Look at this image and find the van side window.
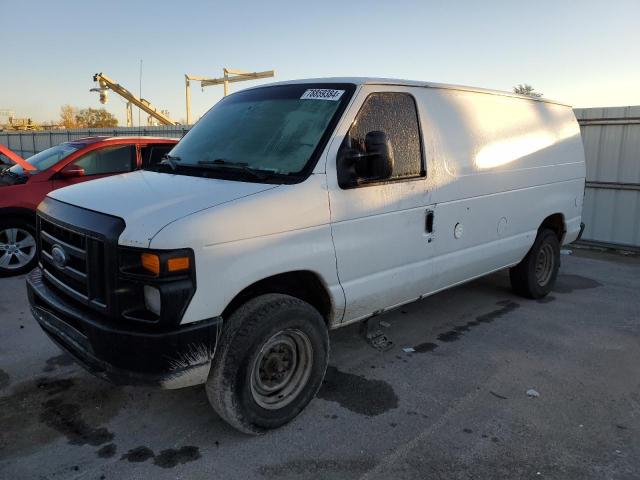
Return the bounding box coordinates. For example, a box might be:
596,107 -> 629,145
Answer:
73,145 -> 135,176
345,92 -> 423,181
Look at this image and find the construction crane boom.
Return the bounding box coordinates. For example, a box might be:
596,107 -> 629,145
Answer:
91,73 -> 178,126
184,68 -> 274,124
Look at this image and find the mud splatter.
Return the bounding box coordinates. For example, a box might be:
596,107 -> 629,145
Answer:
414,342 -> 438,353
0,369 -> 10,390
154,446 -> 201,468
317,366 -> 398,416
437,300 -> 520,343
0,376 -> 125,459
43,354 -> 75,373
553,274 -> 602,294
121,446 -> 155,463
119,445 -> 201,468
97,443 -> 117,458
408,300 -> 519,352
40,397 -> 114,446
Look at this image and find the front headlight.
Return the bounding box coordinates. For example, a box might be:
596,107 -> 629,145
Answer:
144,285 -> 162,315
118,247 -> 196,325
120,248 -> 194,278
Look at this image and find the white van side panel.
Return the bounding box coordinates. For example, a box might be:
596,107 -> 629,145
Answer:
327,85 -> 585,325
150,174 -> 346,325
416,87 -> 585,293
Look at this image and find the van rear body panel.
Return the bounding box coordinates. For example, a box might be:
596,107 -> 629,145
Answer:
324,80 -> 585,324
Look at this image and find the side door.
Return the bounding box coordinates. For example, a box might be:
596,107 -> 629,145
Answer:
54,145 -> 137,189
326,86 -> 436,323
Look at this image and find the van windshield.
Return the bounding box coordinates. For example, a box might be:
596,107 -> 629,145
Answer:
165,83 -> 355,183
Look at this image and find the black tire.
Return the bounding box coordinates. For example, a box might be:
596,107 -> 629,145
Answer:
206,294 -> 329,434
0,219 -> 38,277
509,228 -> 560,299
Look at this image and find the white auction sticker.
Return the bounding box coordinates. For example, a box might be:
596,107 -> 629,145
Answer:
300,89 -> 345,101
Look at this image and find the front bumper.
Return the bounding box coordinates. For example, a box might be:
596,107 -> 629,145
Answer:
27,268 -> 221,388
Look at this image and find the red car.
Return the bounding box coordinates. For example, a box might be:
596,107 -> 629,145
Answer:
0,136 -> 178,276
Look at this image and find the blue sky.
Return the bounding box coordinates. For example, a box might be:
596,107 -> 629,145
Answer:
2,0 -> 639,125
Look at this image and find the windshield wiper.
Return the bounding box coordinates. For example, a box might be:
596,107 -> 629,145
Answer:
196,159 -> 270,181
159,154 -> 181,171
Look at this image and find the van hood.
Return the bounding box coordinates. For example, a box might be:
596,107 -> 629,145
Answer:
48,170 -> 278,247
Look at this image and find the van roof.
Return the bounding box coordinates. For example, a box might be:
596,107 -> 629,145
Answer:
249,77 -> 570,107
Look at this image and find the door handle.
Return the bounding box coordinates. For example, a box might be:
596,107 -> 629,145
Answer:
425,209 -> 434,234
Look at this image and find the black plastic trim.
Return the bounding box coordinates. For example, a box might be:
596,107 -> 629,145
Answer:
37,197 -> 125,316
117,246 -> 197,326
27,267 -> 221,386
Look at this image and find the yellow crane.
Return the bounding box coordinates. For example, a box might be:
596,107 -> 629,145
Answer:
90,73 -> 179,127
184,68 -> 275,124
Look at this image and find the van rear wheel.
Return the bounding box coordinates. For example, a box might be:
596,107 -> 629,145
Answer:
206,294 -> 329,434
509,229 -> 560,299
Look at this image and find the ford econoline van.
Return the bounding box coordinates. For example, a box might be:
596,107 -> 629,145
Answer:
27,78 -> 586,434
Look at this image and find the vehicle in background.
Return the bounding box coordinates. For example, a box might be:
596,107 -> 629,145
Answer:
27,78 -> 586,434
1,154 -> 10,171
1,144 -> 25,171
0,137 -> 177,276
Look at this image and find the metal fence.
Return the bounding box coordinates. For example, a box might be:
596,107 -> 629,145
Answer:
2,108 -> 639,250
575,106 -> 640,251
0,125 -> 190,158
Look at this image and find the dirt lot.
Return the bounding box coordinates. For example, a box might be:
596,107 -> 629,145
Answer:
1,249 -> 639,479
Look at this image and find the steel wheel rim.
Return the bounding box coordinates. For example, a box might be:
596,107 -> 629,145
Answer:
535,243 -> 555,286
250,329 -> 313,410
0,228 -> 36,270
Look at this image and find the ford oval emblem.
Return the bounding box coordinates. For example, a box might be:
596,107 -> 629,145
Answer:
51,244 -> 68,269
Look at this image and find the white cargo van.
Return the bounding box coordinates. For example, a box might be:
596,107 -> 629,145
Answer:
28,78 -> 586,433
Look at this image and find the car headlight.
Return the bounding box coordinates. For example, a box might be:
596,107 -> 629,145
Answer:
120,248 -> 194,278
144,285 -> 162,315
118,247 -> 196,325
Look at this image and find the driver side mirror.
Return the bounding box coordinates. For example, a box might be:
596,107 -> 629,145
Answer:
60,163 -> 86,178
337,131 -> 394,188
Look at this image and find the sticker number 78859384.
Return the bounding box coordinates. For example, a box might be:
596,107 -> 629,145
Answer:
300,89 -> 345,101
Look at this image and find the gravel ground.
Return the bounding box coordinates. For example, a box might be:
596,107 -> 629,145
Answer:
0,248 -> 638,479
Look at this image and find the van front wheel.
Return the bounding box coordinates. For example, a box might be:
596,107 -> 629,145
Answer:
509,229 -> 560,299
206,294 -> 329,434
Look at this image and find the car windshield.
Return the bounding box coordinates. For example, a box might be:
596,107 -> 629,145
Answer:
165,83 -> 355,182
7,143 -> 80,176
0,154 -> 11,170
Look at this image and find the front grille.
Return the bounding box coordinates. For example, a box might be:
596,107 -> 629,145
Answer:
39,217 -> 107,309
